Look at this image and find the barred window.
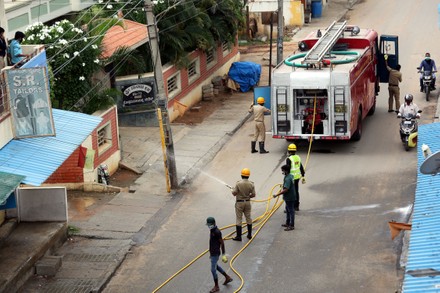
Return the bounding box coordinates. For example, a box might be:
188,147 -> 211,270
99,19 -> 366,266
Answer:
97,123 -> 112,154
0,78 -> 8,116
188,58 -> 200,83
167,73 -> 181,98
206,48 -> 217,67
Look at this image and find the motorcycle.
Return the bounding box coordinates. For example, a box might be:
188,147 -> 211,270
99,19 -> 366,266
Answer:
417,68 -> 436,101
97,164 -> 110,185
397,110 -> 422,151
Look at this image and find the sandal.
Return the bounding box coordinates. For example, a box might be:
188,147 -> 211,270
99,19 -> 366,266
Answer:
210,286 -> 220,293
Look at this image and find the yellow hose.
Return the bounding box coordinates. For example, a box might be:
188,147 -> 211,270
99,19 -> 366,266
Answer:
152,184 -> 283,292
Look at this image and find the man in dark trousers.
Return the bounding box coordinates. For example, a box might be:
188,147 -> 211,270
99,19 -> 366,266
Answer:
207,217 -> 233,292
231,168 -> 256,241
273,165 -> 297,231
384,54 -> 402,112
286,144 -> 305,211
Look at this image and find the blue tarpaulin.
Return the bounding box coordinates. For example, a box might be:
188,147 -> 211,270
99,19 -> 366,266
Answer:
228,61 -> 261,92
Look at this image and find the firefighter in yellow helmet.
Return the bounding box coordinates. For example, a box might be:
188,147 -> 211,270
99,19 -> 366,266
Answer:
231,168 -> 256,241
286,143 -> 305,211
249,97 -> 271,154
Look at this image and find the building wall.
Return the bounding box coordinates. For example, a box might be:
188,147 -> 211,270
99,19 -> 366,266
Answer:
163,42 -> 240,122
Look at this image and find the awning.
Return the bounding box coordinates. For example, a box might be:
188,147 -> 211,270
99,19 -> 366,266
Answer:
0,109 -> 102,186
0,172 -> 25,205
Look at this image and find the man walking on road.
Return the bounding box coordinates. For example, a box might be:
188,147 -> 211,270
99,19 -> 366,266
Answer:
231,168 -> 256,241
249,97 -> 271,154
274,165 -> 297,231
207,217 -> 233,293
286,144 -> 305,211
384,54 -> 402,112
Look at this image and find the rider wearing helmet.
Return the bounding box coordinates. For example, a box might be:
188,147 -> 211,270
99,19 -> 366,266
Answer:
286,144 -> 305,211
231,168 -> 256,241
398,94 -> 420,118
419,52 -> 437,92
249,97 -> 271,154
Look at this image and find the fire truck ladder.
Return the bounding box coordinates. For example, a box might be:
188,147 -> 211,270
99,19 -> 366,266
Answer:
302,21 -> 347,66
275,87 -> 289,133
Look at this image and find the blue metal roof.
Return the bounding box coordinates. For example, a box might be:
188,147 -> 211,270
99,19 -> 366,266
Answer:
0,109 -> 102,186
402,122 -> 440,293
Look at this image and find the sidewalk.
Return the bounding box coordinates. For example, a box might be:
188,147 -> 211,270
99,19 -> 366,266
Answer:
1,1 -> 369,292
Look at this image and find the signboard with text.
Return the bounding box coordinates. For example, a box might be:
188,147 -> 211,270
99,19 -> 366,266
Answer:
3,67 -> 55,139
115,77 -> 156,109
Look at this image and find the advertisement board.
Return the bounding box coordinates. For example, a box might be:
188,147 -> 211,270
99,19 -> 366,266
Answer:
3,67 -> 55,138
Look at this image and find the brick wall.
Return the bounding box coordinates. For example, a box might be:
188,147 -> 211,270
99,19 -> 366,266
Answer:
45,148 -> 84,183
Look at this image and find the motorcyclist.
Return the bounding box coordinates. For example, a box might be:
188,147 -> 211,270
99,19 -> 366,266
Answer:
398,94 -> 420,118
419,52 -> 437,92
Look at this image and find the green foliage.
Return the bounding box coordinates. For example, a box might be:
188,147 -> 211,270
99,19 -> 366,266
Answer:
24,20 -> 101,110
81,88 -> 119,114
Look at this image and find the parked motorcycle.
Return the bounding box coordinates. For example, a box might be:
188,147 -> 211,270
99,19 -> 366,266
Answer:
417,67 -> 436,101
97,164 -> 110,185
397,111 -> 422,151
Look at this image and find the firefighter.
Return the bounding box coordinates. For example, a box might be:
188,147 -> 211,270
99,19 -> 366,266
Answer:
286,143 -> 305,211
231,168 -> 256,241
249,97 -> 271,154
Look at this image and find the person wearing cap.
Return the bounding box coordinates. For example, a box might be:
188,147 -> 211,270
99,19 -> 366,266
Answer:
419,52 -> 437,92
231,168 -> 256,241
206,217 -> 233,292
286,143 -> 305,211
273,165 -> 297,231
249,96 -> 271,154
9,31 -> 29,66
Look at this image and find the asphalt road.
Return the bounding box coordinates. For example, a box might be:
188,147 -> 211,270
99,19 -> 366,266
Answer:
104,1 -> 440,292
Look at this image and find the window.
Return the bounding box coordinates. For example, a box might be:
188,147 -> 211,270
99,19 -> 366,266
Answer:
0,77 -> 8,117
167,73 -> 181,98
206,48 -> 217,68
222,41 -> 231,57
188,58 -> 200,83
97,122 -> 112,154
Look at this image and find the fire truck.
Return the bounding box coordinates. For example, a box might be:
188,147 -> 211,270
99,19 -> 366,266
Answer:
271,21 -> 398,141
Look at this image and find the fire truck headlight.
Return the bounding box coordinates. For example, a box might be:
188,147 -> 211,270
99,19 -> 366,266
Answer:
351,26 -> 360,35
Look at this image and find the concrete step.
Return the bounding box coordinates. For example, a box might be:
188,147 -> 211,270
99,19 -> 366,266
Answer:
0,222 -> 67,292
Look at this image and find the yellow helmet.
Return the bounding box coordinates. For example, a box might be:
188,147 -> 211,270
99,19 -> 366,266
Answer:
257,97 -> 265,104
288,143 -> 297,151
241,168 -> 250,177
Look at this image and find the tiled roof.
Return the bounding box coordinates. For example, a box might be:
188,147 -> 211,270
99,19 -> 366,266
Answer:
101,19 -> 149,59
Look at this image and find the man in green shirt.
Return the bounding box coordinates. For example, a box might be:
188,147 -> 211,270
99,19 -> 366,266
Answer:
274,165 -> 297,231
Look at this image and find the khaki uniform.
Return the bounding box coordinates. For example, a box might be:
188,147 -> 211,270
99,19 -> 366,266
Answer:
232,179 -> 256,225
249,104 -> 270,141
387,65 -> 402,111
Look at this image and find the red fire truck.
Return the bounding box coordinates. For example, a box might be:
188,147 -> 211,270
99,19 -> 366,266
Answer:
271,21 -> 398,141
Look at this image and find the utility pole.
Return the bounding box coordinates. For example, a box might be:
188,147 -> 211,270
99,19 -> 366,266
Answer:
145,0 -> 178,189
276,0 -> 283,65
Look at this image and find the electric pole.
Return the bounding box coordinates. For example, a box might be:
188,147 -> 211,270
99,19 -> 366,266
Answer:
145,0 -> 179,189
276,0 -> 283,65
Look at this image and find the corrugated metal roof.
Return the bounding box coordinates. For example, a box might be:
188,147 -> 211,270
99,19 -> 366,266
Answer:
402,122 -> 440,293
0,109 -> 102,186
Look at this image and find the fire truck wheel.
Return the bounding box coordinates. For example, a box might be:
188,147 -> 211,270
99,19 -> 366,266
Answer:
367,98 -> 376,116
352,110 -> 362,141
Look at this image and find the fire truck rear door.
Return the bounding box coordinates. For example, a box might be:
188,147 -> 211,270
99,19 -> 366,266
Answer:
377,35 -> 399,83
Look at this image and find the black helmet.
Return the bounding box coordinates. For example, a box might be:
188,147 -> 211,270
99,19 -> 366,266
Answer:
206,217 -> 215,225
404,94 -> 413,102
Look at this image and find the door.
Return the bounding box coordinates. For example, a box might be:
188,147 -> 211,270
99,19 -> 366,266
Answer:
377,35 -> 399,83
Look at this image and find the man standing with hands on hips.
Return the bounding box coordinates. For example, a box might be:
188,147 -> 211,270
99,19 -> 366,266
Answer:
231,168 -> 256,241
249,97 -> 271,154
384,54 -> 402,113
206,217 -> 233,293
